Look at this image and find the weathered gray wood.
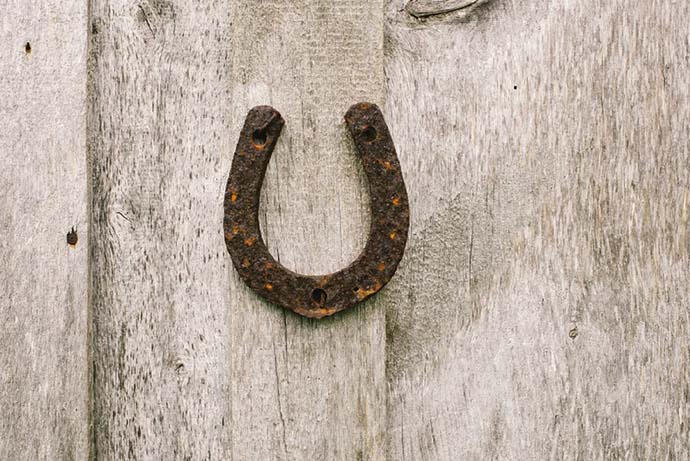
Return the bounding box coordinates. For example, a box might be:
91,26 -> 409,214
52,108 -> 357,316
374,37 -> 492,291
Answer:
228,1 -> 386,459
8,0 -> 686,458
0,1 -> 89,459
88,1 -> 234,458
384,0 -> 690,458
90,0 -> 387,459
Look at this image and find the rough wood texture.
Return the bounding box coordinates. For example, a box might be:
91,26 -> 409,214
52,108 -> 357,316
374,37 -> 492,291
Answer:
88,1 -> 234,458
0,1 -> 89,459
89,0 -> 386,459
384,0 -> 690,458
7,0 -> 688,458
228,1 -> 386,459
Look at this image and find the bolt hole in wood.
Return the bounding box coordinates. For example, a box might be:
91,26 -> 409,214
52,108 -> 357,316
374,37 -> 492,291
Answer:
252,129 -> 267,147
24,42 -> 31,54
311,288 -> 327,306
66,228 -> 78,246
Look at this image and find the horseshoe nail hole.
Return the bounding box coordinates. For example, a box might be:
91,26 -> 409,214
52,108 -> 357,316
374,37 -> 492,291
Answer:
24,42 -> 32,54
361,125 -> 377,143
252,129 -> 267,147
311,288 -> 327,306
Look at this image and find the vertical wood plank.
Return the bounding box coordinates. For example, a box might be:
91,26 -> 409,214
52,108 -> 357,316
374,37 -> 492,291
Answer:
88,1 -> 234,458
228,1 -> 386,459
0,1 -> 89,459
384,0 -> 690,459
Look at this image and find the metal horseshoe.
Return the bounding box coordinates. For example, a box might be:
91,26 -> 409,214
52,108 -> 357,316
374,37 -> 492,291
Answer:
224,102 -> 409,319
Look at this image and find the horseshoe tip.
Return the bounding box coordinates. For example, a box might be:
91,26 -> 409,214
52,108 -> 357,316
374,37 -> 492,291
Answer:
345,101 -> 381,119
247,105 -> 285,129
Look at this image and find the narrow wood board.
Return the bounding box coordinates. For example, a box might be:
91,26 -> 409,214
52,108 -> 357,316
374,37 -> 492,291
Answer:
88,1 -> 234,458
0,1 -> 89,458
228,1 -> 387,459
384,0 -> 690,458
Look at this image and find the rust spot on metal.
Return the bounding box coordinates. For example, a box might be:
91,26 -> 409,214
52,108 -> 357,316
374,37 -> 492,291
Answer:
355,281 -> 383,300
223,103 -> 410,319
379,159 -> 394,170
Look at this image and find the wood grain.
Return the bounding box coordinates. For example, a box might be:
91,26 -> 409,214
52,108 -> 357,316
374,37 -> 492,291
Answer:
88,0 -> 234,458
89,0 -> 387,458
384,0 -> 690,458
228,1 -> 386,459
0,1 -> 89,458
7,0 -> 687,458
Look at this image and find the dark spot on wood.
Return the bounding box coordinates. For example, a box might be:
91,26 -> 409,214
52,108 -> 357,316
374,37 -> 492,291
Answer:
67,228 -> 78,246
24,42 -> 31,54
513,85 -> 518,90
569,327 -> 578,339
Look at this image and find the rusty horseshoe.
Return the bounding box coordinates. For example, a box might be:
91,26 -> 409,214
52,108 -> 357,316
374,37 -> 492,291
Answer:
224,103 -> 409,319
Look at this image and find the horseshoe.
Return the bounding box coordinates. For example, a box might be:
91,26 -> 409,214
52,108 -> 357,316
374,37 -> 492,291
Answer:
224,102 -> 409,319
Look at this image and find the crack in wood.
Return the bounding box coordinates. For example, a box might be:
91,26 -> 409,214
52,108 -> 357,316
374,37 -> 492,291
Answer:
404,0 -> 479,18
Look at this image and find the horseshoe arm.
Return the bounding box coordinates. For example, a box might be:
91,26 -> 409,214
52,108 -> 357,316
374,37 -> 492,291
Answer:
224,103 -> 410,319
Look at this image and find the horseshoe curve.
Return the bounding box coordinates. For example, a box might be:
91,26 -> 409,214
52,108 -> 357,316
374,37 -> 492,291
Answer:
224,102 -> 409,319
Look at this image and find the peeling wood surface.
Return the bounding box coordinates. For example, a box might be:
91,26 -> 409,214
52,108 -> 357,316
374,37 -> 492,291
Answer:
0,1 -> 89,459
384,0 -> 690,458
228,1 -> 386,458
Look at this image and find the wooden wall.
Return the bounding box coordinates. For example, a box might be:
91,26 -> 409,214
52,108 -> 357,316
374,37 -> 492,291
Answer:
1,0 -> 688,459
1,1 -> 89,459
384,0 -> 690,458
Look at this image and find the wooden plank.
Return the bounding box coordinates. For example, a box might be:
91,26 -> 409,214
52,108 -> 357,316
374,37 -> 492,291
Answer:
384,0 -> 690,458
0,1 -> 89,459
228,1 -> 386,459
88,1 -> 234,458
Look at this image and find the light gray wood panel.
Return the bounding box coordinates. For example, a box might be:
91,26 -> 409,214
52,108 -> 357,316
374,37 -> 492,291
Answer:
88,1 -> 234,458
0,1 -> 89,459
384,0 -> 690,459
228,1 -> 387,459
